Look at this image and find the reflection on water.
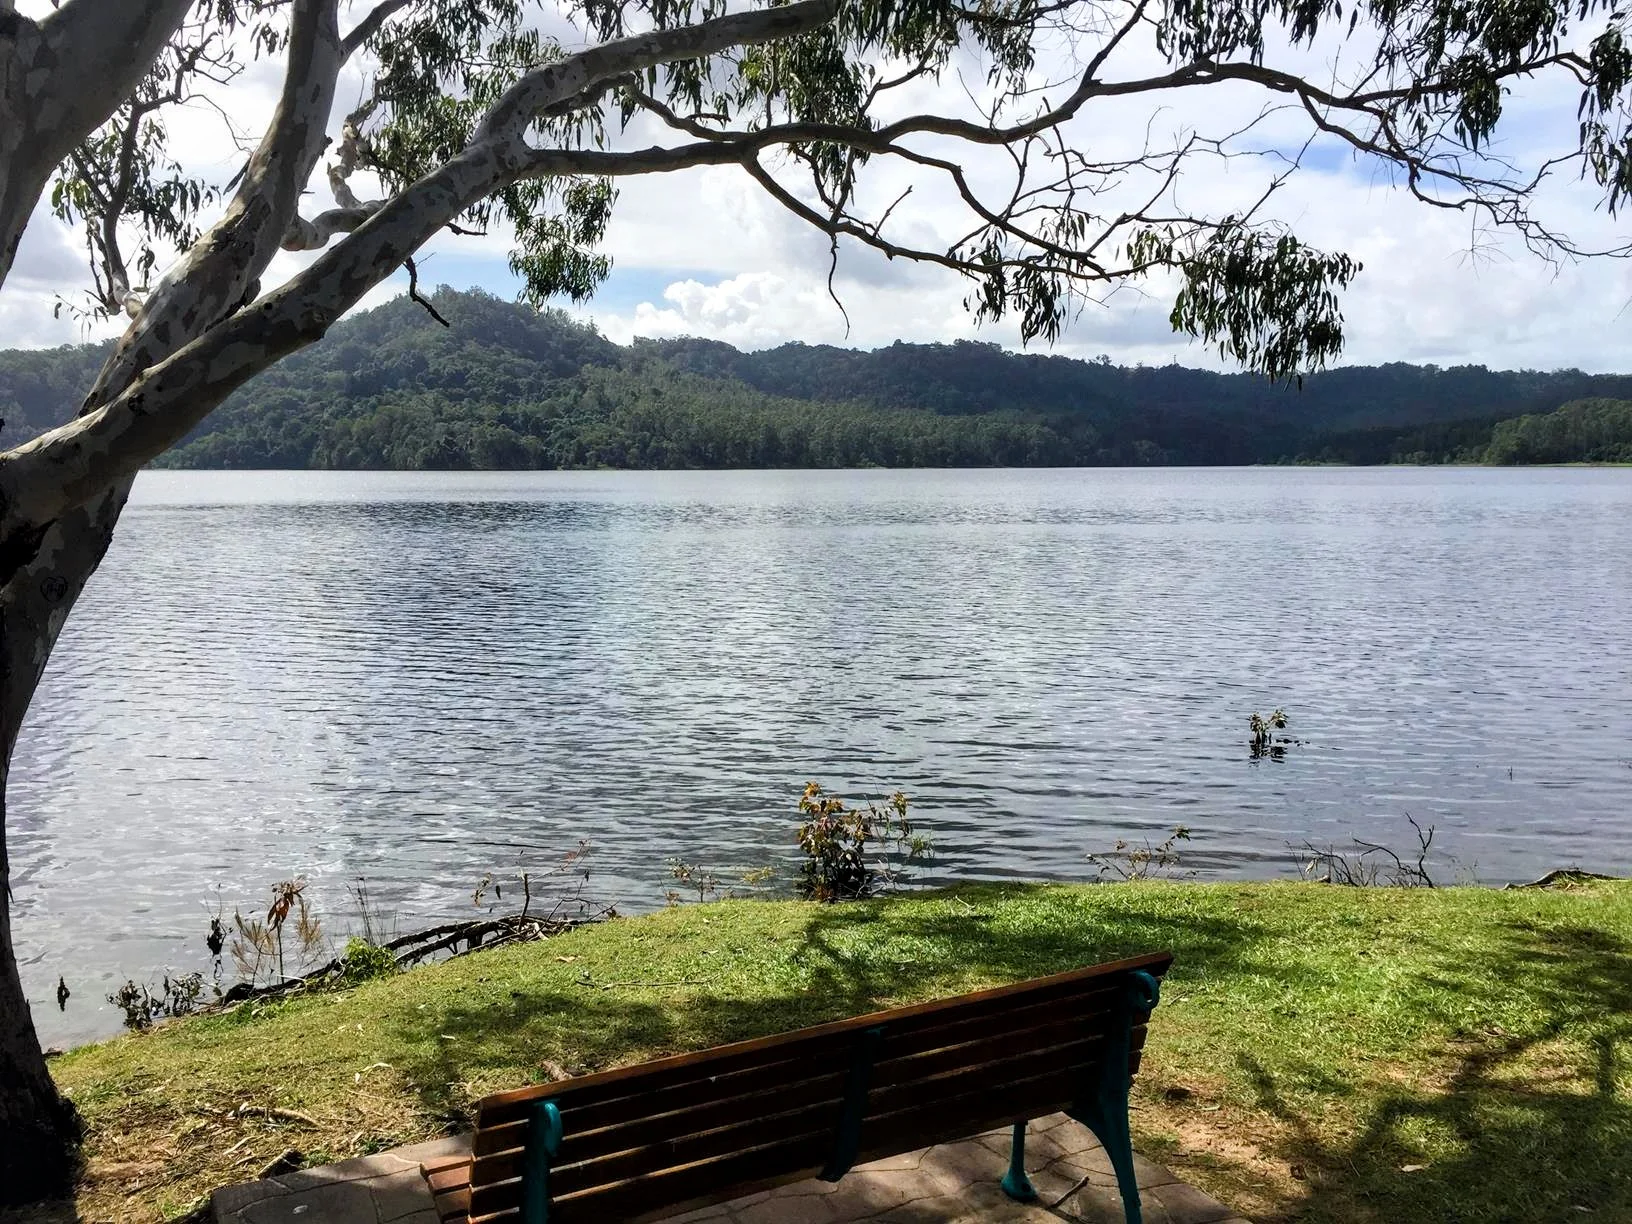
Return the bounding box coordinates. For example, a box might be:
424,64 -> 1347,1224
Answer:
11,467 -> 1632,1044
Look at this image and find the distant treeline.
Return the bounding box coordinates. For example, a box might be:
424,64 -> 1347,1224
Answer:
1296,398 -> 1632,465
3,287 -> 1630,469
168,367 -> 1118,470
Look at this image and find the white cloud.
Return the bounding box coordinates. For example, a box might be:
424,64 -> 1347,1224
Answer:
6,0 -> 1632,374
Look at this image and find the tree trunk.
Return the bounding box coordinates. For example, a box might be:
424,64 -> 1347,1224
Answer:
0,490 -> 127,1205
0,780 -> 82,1204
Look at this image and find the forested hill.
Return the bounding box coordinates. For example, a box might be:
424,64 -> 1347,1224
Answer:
3,286 -> 1630,468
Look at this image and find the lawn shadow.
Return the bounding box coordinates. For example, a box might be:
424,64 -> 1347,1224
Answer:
388,883 -> 1284,1125
1239,912 -> 1632,1222
382,887 -> 1632,1222
0,1200 -> 79,1224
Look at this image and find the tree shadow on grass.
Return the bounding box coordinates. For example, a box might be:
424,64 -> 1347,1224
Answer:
1239,914 -> 1632,1223
387,883 -> 1284,1125
382,887 -> 1631,1223
0,1199 -> 78,1224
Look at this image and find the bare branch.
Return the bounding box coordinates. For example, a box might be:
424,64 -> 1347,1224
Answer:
404,255 -> 449,326
477,0 -> 839,142
342,0 -> 413,58
283,203 -> 382,250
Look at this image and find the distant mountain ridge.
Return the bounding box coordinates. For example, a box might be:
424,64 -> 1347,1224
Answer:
3,286 -> 1629,468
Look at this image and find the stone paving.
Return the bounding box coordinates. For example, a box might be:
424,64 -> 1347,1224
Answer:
210,1114 -> 1248,1224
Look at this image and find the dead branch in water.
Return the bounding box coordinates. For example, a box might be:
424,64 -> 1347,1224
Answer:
216,904 -> 615,1007
1293,815 -> 1436,887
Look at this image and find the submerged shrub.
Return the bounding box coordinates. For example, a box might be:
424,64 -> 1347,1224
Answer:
663,860 -> 778,906
107,971 -> 214,1031
1249,708 -> 1299,761
796,782 -> 930,902
1089,826 -> 1194,881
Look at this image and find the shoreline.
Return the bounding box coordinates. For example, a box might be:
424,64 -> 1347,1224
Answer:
42,864 -> 1631,1052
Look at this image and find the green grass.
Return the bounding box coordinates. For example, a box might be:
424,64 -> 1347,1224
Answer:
47,880 -> 1632,1223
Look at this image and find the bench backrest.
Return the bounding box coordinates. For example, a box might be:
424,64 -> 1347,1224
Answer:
465,951 -> 1172,1224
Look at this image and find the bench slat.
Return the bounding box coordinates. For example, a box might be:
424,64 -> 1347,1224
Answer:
473,953 -> 1169,1129
555,1055 -> 844,1138
552,1097 -> 844,1198
472,985 -> 1131,1167
465,954 -> 1171,1223
874,982 -> 1122,1061
546,1059 -> 1093,1224
848,1062 -> 1084,1169
472,1024 -> 1116,1196
871,1012 -> 1111,1090
480,1035 -> 861,1132
432,1183 -> 472,1224
476,1068 -> 850,1173
471,986 -> 1125,1161
549,1129 -> 835,1223
473,990 -> 1114,1140
475,1005 -> 1117,1173
554,1030 -> 1109,1195
427,1163 -> 473,1195
469,1029 -> 1135,1217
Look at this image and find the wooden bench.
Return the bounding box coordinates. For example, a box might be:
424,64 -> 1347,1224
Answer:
425,951 -> 1172,1224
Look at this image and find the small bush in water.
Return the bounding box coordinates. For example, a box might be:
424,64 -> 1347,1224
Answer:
796,782 -> 930,902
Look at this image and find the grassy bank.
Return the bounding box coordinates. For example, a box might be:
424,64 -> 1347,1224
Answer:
45,879 -> 1632,1223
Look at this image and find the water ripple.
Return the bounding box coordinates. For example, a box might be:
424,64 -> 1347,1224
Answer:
10,467 -> 1632,1044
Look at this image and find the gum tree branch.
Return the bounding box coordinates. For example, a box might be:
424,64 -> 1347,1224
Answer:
0,0 -> 347,763
476,0 -> 839,141
0,0 -> 846,527
0,0 -> 193,287
342,0 -> 414,57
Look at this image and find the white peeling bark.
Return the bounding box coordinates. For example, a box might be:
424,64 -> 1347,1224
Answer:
0,0 -> 842,530
283,203 -> 382,250
0,0 -> 192,288
0,0 -> 344,784
92,0 -> 344,405
478,0 -> 837,144
0,5 -> 343,1198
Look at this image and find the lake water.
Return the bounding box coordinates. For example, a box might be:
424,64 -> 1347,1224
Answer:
11,467 -> 1632,1045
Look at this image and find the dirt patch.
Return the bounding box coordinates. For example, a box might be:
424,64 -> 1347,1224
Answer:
1134,1073 -> 1307,1219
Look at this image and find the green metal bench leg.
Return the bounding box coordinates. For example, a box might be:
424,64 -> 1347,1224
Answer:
1067,969 -> 1161,1224
1001,1120 -> 1038,1202
820,1025 -> 885,1182
1070,1087 -> 1142,1224
521,1099 -> 564,1224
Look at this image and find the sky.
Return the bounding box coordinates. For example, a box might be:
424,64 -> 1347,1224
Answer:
4,0 -> 1631,373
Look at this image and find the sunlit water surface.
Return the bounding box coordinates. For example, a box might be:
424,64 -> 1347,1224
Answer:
11,467 -> 1631,1044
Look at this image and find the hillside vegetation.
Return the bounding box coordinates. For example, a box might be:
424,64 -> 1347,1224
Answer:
4,288 -> 1630,468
